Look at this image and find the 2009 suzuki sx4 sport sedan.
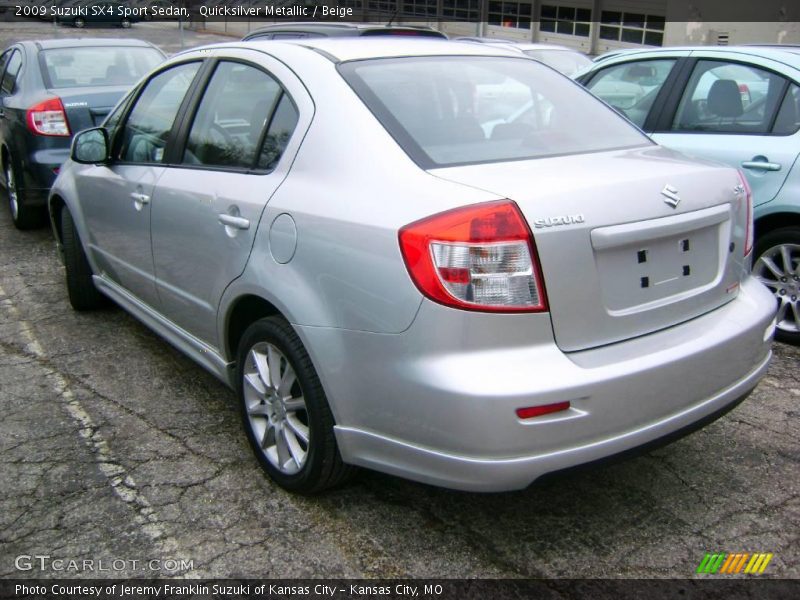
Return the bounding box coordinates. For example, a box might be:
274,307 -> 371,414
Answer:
49,39 -> 777,493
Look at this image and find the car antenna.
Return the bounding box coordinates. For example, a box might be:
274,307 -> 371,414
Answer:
386,9 -> 398,26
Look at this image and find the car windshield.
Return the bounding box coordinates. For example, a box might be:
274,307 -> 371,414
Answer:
523,49 -> 592,76
341,56 -> 649,168
40,47 -> 164,89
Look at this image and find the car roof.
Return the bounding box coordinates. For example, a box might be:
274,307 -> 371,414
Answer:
210,37 -> 521,63
244,22 -> 446,39
592,45 -> 800,67
27,38 -> 158,50
458,38 -> 577,52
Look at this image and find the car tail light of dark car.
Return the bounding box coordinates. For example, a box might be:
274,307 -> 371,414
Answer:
26,97 -> 71,137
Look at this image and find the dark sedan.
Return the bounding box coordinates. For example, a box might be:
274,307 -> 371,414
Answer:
0,38 -> 164,228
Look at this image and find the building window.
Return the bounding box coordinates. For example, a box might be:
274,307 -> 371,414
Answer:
488,2 -> 533,29
540,5 -> 591,37
368,0 -> 396,13
402,0 -> 437,16
599,12 -> 665,46
442,0 -> 481,21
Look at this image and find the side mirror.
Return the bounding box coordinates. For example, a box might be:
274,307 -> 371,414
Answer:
71,128 -> 109,164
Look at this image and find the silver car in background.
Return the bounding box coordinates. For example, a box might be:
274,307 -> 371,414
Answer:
457,37 -> 593,77
50,39 -> 776,493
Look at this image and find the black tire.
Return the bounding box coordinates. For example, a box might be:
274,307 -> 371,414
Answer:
61,208 -> 106,311
4,154 -> 45,230
236,316 -> 355,493
753,226 -> 800,345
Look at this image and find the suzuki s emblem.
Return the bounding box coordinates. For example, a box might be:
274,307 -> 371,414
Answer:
661,184 -> 681,208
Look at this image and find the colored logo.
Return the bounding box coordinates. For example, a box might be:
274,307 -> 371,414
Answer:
696,552 -> 774,575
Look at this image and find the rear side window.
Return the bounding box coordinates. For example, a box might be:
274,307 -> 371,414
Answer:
183,61 -> 295,170
1,50 -> 22,95
119,62 -> 200,164
341,56 -> 649,168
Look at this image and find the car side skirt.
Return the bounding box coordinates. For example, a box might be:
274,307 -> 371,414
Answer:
93,275 -> 234,386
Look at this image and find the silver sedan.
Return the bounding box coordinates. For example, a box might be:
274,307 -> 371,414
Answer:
49,39 -> 776,493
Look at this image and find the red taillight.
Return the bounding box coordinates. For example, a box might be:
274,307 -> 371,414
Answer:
516,401 -> 570,420
398,200 -> 548,312
26,97 -> 70,137
737,170 -> 753,256
738,83 -> 751,102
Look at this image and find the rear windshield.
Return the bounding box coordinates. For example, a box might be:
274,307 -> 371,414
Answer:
40,47 -> 164,89
340,56 -> 649,168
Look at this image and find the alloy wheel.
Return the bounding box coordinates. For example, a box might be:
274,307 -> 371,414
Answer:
242,342 -> 310,475
753,243 -> 800,335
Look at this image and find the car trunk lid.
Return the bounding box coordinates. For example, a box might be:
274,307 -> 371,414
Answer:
429,146 -> 747,352
51,86 -> 130,132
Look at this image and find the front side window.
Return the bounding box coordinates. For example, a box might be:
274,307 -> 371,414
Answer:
257,94 -> 299,171
1,50 -> 22,95
119,62 -> 201,164
183,61 -> 290,170
103,90 -> 134,132
585,59 -> 676,128
672,60 -> 786,134
342,56 -> 649,168
40,47 -> 163,89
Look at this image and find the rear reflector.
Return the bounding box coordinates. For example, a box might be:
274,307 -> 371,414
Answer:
516,401 -> 570,420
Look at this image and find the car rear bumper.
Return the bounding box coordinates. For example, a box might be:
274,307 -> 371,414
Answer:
22,147 -> 70,207
296,276 -> 776,492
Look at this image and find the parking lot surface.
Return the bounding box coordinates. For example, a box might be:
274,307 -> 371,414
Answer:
0,20 -> 798,580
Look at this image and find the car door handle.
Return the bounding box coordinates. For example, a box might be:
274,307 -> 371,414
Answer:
218,214 -> 250,230
130,192 -> 150,204
741,161 -> 781,172
130,192 -> 150,211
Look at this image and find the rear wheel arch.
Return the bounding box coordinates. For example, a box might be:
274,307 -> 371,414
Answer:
225,294 -> 283,363
754,211 -> 800,240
